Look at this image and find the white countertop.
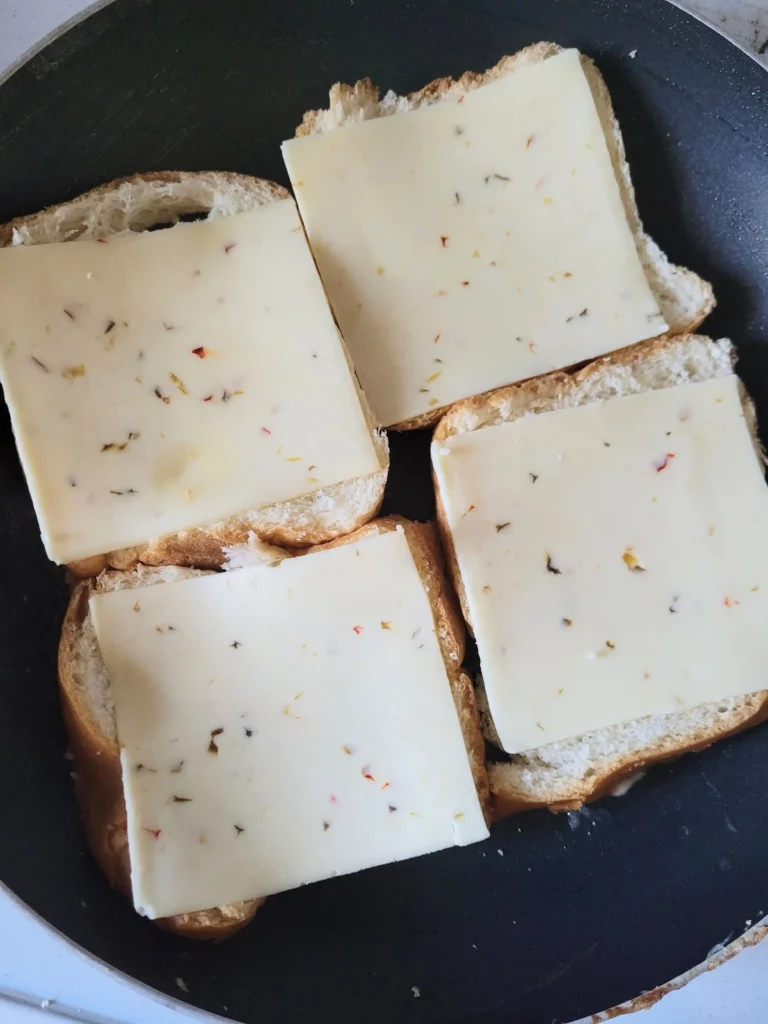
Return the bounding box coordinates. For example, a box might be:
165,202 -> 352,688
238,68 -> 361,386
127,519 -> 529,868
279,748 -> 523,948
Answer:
0,2 -> 766,1022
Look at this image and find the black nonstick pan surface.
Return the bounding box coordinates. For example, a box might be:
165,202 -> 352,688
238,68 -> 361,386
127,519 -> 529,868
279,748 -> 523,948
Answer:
0,1 -> 766,1021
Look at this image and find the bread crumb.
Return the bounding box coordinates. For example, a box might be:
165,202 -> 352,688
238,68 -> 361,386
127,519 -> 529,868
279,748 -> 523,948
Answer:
497,848 -> 504,857
629,49 -> 638,58
175,978 -> 189,993
411,986 -> 421,998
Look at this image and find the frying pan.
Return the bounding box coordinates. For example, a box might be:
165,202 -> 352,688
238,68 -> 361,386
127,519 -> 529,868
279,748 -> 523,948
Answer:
0,1 -> 766,1021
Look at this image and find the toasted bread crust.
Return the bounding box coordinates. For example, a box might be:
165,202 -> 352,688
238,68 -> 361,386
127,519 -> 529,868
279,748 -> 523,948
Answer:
433,481 -> 473,631
390,404 -> 455,433
58,574 -> 263,938
489,690 -> 768,819
309,516 -> 490,816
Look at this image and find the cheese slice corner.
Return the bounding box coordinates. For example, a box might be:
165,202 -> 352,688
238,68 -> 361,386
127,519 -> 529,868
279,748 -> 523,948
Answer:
283,48 -> 664,427
89,526 -> 488,919
0,198 -> 380,564
433,374 -> 768,753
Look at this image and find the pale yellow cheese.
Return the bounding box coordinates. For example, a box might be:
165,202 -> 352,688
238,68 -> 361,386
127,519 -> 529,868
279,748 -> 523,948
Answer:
432,376 -> 768,753
89,527 -> 488,919
0,200 -> 380,563
282,49 -> 664,427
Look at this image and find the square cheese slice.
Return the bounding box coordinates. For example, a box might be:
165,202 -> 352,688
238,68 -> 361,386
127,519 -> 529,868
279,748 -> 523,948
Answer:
433,375 -> 768,754
282,49 -> 665,427
0,199 -> 380,564
89,527 -> 488,919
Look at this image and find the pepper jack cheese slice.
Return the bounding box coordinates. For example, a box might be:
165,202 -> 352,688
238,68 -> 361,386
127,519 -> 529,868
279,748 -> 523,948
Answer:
433,375 -> 768,754
282,49 -> 665,427
89,527 -> 488,919
0,199 -> 380,564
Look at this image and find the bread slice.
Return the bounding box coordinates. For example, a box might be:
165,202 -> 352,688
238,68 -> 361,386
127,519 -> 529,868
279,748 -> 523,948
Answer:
433,334 -> 768,817
296,42 -> 715,431
59,519 -> 488,933
2,171 -> 389,576
309,515 -> 490,814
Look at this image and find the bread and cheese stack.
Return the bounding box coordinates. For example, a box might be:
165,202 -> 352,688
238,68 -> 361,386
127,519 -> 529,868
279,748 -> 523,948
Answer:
60,519 -> 490,929
0,40 -> 762,940
432,335 -> 768,814
0,172 -> 389,575
282,45 -> 712,430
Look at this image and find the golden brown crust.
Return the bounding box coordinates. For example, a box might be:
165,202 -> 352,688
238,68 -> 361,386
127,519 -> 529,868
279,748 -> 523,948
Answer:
390,405 -> 451,432
68,555 -> 112,579
309,516 -> 490,818
490,690 -> 768,820
452,670 -> 491,813
433,477 -> 473,631
58,576 -> 262,938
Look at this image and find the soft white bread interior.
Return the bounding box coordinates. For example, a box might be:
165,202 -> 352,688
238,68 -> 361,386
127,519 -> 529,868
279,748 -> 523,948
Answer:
296,43 -> 714,430
58,557 -> 285,939
1,171 -> 389,576
433,334 -> 768,816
